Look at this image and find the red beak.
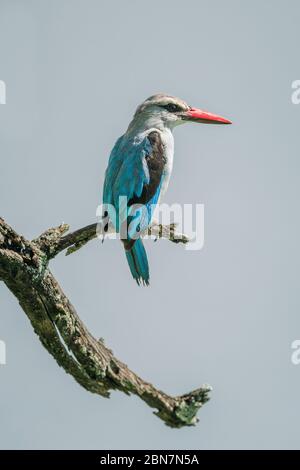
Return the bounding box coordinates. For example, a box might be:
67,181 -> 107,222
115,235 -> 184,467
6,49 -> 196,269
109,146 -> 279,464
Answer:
184,107 -> 232,125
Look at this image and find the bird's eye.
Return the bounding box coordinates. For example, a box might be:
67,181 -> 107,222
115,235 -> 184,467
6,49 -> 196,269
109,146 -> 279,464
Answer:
164,103 -> 180,113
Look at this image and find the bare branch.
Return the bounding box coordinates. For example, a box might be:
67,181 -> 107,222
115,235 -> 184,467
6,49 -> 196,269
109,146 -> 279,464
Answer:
33,220 -> 190,260
0,217 -> 210,427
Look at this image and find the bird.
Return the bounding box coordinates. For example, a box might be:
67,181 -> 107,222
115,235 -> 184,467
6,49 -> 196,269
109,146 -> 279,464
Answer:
102,93 -> 231,285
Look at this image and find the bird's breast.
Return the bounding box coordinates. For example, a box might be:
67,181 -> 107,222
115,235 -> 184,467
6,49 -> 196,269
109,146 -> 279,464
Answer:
159,129 -> 174,198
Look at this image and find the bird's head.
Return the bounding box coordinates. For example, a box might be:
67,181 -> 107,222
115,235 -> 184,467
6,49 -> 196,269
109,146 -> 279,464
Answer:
129,93 -> 232,132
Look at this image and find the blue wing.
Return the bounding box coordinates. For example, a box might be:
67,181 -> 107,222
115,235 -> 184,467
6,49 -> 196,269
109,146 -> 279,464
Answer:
103,131 -> 164,237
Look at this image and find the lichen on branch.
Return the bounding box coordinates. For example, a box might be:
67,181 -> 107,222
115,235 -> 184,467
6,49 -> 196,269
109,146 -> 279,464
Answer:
0,217 -> 210,428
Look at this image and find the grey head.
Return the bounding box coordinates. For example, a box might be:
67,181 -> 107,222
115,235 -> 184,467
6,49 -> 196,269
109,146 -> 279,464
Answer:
128,93 -> 231,132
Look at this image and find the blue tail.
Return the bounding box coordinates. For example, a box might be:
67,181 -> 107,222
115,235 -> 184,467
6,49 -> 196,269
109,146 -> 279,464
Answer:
125,239 -> 150,286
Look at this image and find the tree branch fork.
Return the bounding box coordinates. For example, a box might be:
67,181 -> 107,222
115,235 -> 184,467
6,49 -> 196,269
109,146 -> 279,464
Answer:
0,217 -> 211,428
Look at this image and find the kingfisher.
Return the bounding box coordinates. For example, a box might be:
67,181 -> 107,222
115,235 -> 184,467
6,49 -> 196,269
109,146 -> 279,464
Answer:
103,94 -> 231,285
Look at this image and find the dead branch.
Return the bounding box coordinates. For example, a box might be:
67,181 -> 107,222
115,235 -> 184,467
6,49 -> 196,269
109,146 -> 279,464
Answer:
0,217 -> 210,428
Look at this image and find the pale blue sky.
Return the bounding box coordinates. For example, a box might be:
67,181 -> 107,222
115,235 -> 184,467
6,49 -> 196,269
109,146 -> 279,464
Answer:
0,0 -> 300,449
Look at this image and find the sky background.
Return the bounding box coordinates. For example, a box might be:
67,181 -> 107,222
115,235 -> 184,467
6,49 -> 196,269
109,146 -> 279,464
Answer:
0,0 -> 300,450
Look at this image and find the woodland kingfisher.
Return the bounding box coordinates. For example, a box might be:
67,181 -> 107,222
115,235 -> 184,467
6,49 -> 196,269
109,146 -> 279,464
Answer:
102,94 -> 231,285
